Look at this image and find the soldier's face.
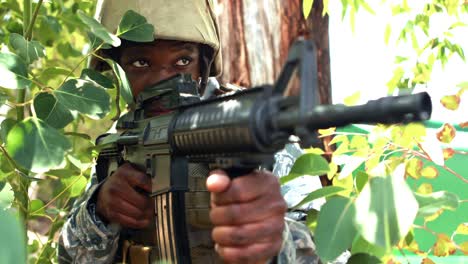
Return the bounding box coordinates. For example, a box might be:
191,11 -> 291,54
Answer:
119,40 -> 201,97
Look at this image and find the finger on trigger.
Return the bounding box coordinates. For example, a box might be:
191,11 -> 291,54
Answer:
126,169 -> 151,193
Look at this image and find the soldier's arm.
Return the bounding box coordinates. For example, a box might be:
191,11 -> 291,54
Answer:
57,170 -> 120,264
274,218 -> 319,264
272,143 -> 322,264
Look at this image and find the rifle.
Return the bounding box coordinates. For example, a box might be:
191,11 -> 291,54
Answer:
96,39 -> 432,263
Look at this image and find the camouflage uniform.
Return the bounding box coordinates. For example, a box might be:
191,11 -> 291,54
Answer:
58,142 -> 319,264
58,0 -> 323,262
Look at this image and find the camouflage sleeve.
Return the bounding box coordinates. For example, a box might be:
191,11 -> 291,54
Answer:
57,171 -> 120,264
271,143 -> 322,263
274,217 -> 319,264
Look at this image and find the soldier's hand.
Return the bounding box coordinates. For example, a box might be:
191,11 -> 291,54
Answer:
206,169 -> 287,264
96,163 -> 152,229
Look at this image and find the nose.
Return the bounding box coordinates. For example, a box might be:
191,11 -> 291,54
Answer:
150,66 -> 177,84
130,65 -> 180,98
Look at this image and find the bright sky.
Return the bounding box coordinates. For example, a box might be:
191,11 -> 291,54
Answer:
328,1 -> 468,124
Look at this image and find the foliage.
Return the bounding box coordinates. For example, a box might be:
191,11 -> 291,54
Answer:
0,209 -> 26,264
0,1 -> 153,263
0,0 -> 465,263
300,0 -> 468,263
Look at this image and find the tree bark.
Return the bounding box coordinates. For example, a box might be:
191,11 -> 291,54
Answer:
215,0 -> 251,87
215,0 -> 331,99
309,0 -> 332,105
215,0 -> 333,185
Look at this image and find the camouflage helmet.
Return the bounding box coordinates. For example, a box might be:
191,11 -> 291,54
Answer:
92,0 -> 222,77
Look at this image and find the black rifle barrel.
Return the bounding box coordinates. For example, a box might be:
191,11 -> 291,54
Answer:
275,92 -> 432,131
171,91 -> 432,156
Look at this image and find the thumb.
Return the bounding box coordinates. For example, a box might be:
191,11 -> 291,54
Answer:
206,170 -> 231,193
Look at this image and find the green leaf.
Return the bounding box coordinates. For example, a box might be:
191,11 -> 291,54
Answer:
0,182 -> 14,208
0,52 -> 31,89
77,10 -> 121,47
64,132 -> 92,141
87,32 -> 112,50
349,7 -> 356,32
414,191 -> 459,217
0,118 -> 17,143
6,118 -> 71,173
81,68 -> 114,88
117,10 -> 155,42
455,223 -> 468,235
67,155 -> 92,171
0,90 -> 8,107
354,165 -> 418,250
344,91 -> 361,106
292,186 -> 346,209
6,19 -> 23,36
45,169 -> 79,178
333,155 -> 365,179
0,210 -> 26,264
421,166 -> 438,179
384,24 -> 391,44
8,33 -> 46,64
290,153 -> 330,175
28,240 -> 40,256
61,175 -> 87,198
37,15 -> 62,47
38,67 -> 72,84
280,153 -> 329,185
351,236 -> 387,258
347,253 -> 382,264
406,158 -> 423,179
440,94 -> 460,110
0,155 -> 14,176
394,56 -> 408,63
315,196 -> 357,262
104,59 -> 133,104
404,229 -> 415,245
355,170 -> 368,193
54,79 -> 111,119
322,0 -> 330,16
436,123 -> 456,144
341,0 -> 349,20
29,199 -> 45,216
457,83 -> 468,96
57,42 -> 82,58
302,0 -> 314,19
328,134 -> 348,146
34,93 -> 75,129
449,21 -> 467,30
306,209 -> 319,232
359,1 -> 375,15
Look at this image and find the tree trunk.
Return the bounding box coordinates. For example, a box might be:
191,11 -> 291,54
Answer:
215,0 -> 333,185
215,0 -> 331,102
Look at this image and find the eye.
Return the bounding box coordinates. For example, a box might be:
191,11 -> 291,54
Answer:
175,57 -> 192,66
131,59 -> 150,68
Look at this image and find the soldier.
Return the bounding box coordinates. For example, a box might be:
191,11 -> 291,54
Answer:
58,0 -> 318,263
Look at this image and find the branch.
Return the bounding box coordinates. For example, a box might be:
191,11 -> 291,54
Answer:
25,0 -> 44,41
